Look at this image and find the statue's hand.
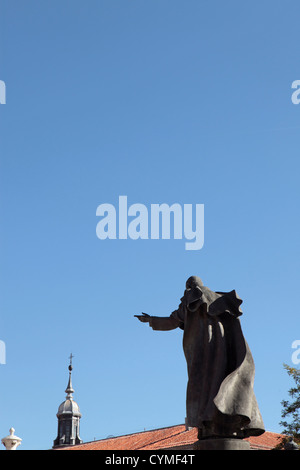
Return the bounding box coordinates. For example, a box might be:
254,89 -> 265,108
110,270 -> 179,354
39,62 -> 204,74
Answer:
134,312 -> 151,323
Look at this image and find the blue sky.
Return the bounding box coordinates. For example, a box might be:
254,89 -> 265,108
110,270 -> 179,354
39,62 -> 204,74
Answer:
0,0 -> 299,450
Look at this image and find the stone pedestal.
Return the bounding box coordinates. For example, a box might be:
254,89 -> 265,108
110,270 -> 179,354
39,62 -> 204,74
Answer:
193,438 -> 250,450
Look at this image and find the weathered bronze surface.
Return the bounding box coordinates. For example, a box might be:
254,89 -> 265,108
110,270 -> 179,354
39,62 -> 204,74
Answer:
135,276 -> 265,442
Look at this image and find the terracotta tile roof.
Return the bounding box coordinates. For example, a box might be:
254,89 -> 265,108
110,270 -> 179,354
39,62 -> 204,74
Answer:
56,424 -> 284,451
245,431 -> 284,450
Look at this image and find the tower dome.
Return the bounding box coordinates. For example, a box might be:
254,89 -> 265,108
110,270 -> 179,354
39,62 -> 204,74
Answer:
53,355 -> 83,448
57,398 -> 81,418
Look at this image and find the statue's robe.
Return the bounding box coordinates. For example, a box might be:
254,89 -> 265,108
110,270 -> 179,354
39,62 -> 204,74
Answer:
149,286 -> 265,439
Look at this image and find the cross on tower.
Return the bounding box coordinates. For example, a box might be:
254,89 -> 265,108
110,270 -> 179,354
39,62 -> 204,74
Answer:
69,353 -> 74,366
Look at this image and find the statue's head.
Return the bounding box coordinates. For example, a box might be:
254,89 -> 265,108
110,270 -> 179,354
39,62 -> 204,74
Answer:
185,276 -> 203,290
184,276 -> 204,311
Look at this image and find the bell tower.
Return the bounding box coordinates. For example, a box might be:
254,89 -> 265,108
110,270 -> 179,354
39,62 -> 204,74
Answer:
53,354 -> 83,448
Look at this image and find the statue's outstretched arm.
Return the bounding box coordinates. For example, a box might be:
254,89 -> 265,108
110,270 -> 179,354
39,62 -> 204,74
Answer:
135,312 -> 181,331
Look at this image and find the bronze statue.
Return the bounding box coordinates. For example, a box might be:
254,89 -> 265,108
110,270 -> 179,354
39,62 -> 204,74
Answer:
135,276 -> 265,445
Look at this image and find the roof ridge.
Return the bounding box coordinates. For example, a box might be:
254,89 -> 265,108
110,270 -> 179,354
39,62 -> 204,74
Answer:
137,428 -> 187,450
